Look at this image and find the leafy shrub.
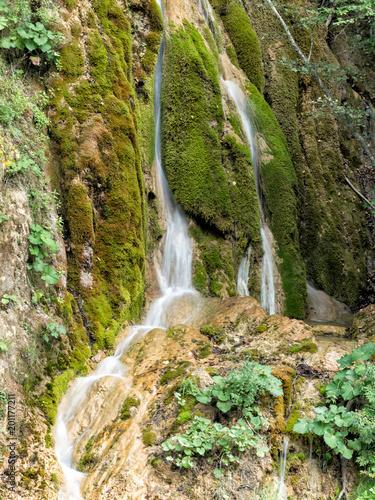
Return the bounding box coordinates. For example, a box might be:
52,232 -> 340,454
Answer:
162,416 -> 268,476
0,0 -> 63,63
196,360 -> 283,424
294,343 -> 375,476
27,223 -> 60,284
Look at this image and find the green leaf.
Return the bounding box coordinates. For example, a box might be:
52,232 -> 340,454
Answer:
33,258 -> 47,273
41,266 -> 60,284
293,418 -> 312,434
196,394 -> 211,404
214,468 -> 224,478
24,39 -> 37,51
0,340 -> 8,351
217,400 -> 233,413
324,431 -> 338,449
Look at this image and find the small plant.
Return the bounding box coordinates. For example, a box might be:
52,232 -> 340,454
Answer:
175,378 -> 199,406
1,293 -> 18,305
27,224 -> 60,284
43,322 -> 66,343
294,343 -> 375,483
162,416 -> 268,476
0,340 -> 8,351
32,289 -> 44,304
0,215 -> 8,224
196,360 -> 283,424
0,388 -> 6,418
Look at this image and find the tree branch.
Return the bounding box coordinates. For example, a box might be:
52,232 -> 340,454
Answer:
345,176 -> 375,210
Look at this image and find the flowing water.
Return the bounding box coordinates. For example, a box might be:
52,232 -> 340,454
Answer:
278,437 -> 289,500
237,245 -> 251,296
54,4 -> 198,496
223,80 -> 276,314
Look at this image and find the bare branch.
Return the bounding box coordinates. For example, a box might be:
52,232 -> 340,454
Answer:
345,176 -> 375,210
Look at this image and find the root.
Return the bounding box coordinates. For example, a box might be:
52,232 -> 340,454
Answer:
337,456 -> 348,500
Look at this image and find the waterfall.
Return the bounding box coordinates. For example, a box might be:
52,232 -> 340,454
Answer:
278,437 -> 289,500
54,4 -> 198,496
237,246 -> 251,296
223,80 -> 275,314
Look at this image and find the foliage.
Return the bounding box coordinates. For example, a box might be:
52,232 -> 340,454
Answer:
43,322 -> 66,343
1,293 -> 18,305
27,224 -> 60,284
162,416 -> 268,475
175,378 -> 200,406
0,388 -> 6,418
196,360 -> 283,422
0,340 -> 8,351
0,0 -> 63,63
294,343 -> 375,476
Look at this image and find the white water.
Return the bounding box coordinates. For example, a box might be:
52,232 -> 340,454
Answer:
237,246 -> 251,296
278,437 -> 289,500
223,80 -> 275,313
54,3 -> 198,496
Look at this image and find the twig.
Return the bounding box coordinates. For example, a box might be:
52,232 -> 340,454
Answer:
345,176 -> 375,210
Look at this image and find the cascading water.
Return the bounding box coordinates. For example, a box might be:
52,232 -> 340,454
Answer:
278,437 -> 289,500
54,3 -> 198,496
223,80 -> 276,314
237,246 -> 251,296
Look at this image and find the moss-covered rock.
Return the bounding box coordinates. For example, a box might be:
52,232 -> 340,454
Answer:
247,84 -> 307,318
209,0 -> 264,92
161,21 -> 232,233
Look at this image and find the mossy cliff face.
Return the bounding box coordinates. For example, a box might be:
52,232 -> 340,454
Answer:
50,0 -> 163,349
246,84 -> 307,317
244,0 -> 370,308
161,20 -> 263,299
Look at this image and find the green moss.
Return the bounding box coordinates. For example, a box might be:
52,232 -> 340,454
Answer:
286,409 -> 301,436
256,324 -> 267,333
60,40 -> 84,82
160,362 -> 190,386
41,368 -> 76,423
226,44 -> 239,69
247,83 -> 307,318
289,342 -> 317,354
197,344 -> 212,359
121,397 -> 140,420
45,433 -> 54,448
206,367 -> 220,377
161,22 -> 233,232
221,135 -> 262,261
142,428 -> 156,446
200,325 -> 225,344
77,436 -> 98,472
150,457 -> 159,468
209,0 -> 264,92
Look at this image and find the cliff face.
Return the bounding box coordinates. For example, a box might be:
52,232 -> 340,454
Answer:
0,0 -> 374,497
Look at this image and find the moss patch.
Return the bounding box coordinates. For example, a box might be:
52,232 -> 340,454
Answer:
160,361 -> 191,386
121,397 -> 140,420
142,428 -> 156,446
289,342 -> 317,354
209,0 -> 264,92
161,21 -> 232,233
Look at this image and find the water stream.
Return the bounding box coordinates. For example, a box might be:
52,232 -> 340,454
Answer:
223,80 -> 276,314
237,245 -> 251,296
54,4 -> 198,496
278,437 -> 289,500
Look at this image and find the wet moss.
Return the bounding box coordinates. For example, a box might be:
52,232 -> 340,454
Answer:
59,39 -> 84,82
286,409 -> 301,436
247,83 -> 307,318
161,22 -> 232,233
210,0 -> 264,92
